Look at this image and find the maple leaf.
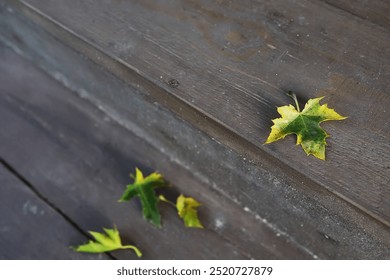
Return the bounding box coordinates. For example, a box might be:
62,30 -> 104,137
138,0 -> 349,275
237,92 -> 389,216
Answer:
119,168 -> 166,227
159,194 -> 204,228
176,194 -> 204,228
265,94 -> 346,160
73,227 -> 142,257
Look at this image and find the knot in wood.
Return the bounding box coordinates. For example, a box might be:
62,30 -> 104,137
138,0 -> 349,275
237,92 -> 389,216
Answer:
167,79 -> 180,88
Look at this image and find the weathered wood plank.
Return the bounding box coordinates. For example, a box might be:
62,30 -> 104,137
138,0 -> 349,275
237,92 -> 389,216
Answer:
320,0 -> 390,30
1,7 -> 389,259
0,163 -> 108,259
0,44 -> 312,259
10,0 -> 390,226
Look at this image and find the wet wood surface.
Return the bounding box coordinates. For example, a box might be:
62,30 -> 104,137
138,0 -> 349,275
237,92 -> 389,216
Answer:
0,0 -> 389,259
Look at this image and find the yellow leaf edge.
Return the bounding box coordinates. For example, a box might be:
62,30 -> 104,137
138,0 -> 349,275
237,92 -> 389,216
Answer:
264,96 -> 347,160
176,194 -> 204,229
72,226 -> 142,257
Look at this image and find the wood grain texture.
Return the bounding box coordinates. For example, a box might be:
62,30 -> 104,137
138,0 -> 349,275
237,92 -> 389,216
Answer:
0,44 -> 315,259
0,164 -> 107,259
1,3 -> 389,259
11,0 -> 390,225
320,0 -> 390,30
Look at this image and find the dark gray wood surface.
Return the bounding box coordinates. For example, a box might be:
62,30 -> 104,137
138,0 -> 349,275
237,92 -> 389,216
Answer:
0,0 -> 389,259
320,0 -> 390,30
0,44 -> 314,259
9,0 -> 389,226
0,163 -> 107,259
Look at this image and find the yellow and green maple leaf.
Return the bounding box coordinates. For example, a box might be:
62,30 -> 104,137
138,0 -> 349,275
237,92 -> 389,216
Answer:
266,96 -> 347,160
119,168 -> 166,227
176,194 -> 204,228
73,227 -> 142,257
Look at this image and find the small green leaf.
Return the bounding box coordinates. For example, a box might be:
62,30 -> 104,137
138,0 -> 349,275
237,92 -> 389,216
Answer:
176,194 -> 204,228
265,96 -> 347,160
73,227 -> 142,257
119,168 -> 166,227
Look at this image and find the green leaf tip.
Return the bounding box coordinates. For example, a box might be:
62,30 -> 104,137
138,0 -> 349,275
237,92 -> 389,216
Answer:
176,194 -> 204,228
265,96 -> 347,160
73,226 -> 142,257
119,168 -> 166,227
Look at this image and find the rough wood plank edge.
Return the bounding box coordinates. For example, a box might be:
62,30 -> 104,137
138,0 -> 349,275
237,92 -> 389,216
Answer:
318,0 -> 390,31
1,3 -> 389,259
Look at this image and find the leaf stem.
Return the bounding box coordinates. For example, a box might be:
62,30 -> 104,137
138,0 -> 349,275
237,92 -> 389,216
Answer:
121,245 -> 143,257
287,91 -> 300,112
158,194 -> 176,208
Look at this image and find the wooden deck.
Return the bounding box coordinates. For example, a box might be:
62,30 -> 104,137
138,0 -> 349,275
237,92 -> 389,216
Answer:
0,0 -> 389,259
